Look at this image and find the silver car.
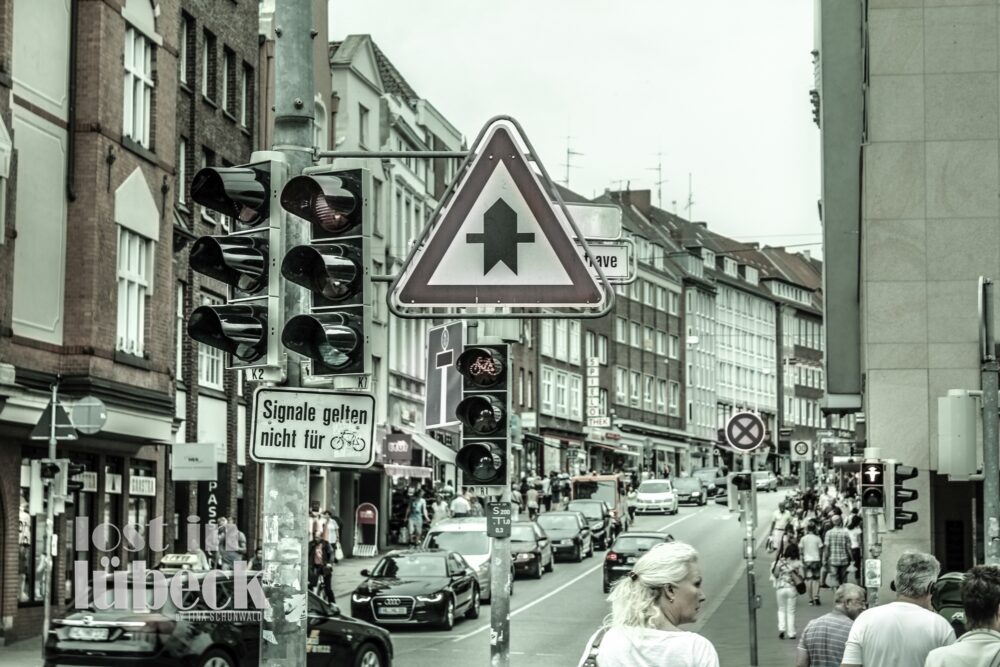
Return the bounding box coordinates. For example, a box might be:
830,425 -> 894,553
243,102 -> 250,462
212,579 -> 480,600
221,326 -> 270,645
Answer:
422,518 -> 514,602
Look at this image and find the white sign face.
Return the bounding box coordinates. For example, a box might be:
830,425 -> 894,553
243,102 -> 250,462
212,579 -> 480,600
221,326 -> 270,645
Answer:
130,476 -> 157,497
251,388 -> 376,468
864,558 -> 881,588
171,443 -> 219,481
556,202 -> 622,240
587,416 -> 611,427
576,241 -> 631,280
790,440 -> 813,463
586,357 -> 601,367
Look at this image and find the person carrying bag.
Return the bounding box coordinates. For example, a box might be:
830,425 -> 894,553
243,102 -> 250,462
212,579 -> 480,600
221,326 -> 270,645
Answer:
771,543 -> 805,640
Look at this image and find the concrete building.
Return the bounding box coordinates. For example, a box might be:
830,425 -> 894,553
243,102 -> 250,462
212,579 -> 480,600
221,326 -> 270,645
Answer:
816,1 -> 993,575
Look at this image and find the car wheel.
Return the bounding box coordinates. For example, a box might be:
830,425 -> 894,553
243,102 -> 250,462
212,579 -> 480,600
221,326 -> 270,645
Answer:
465,586 -> 481,619
198,649 -> 236,667
574,545 -> 583,562
354,643 -> 384,667
532,559 -> 543,579
439,598 -> 455,630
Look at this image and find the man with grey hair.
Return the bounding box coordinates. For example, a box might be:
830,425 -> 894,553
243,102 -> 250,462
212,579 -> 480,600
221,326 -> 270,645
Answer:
796,583 -> 866,667
840,551 -> 955,666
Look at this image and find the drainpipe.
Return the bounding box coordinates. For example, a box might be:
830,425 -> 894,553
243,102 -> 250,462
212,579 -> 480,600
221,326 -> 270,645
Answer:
66,0 -> 78,201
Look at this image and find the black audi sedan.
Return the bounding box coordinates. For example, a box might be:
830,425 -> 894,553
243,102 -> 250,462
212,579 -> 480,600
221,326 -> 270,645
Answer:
603,531 -> 675,593
510,521 -> 555,578
44,571 -> 393,667
567,499 -> 613,549
350,549 -> 480,630
536,511 -> 593,562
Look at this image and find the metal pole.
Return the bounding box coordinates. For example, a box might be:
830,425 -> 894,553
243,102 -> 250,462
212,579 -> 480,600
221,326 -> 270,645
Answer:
862,507 -> 882,606
41,381 -> 59,644
491,484 -> 512,667
980,278 -> 1000,566
261,1 -> 314,665
741,452 -> 758,666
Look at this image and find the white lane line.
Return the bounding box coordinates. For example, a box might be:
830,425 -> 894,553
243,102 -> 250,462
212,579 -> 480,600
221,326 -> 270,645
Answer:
450,508 -> 708,643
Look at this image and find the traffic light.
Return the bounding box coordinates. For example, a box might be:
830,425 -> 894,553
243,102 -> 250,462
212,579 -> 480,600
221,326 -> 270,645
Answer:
454,345 -> 509,486
860,460 -> 885,509
279,167 -> 371,377
885,462 -> 919,530
729,472 -> 752,492
187,153 -> 287,373
63,460 -> 86,494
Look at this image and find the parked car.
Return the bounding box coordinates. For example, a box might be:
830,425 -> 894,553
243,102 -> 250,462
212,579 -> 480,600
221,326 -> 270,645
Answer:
603,531 -> 675,593
536,511 -> 594,562
753,470 -> 778,492
510,521 -> 555,579
45,571 -> 393,667
350,549 -> 480,630
691,467 -> 726,497
422,518 -> 513,602
672,477 -> 708,506
634,479 -> 679,514
566,499 -> 613,549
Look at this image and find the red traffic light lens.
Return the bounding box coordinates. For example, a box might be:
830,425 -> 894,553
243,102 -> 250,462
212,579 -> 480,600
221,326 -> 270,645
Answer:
456,348 -> 505,388
280,175 -> 357,234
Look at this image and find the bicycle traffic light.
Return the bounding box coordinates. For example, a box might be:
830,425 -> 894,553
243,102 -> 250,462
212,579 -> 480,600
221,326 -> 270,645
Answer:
280,168 -> 371,377
885,462 -> 919,530
860,460 -> 885,509
454,345 -> 509,487
187,153 -> 287,374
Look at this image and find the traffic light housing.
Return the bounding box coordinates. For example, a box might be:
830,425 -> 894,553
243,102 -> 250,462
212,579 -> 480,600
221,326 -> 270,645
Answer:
280,167 -> 371,377
885,462 -> 919,530
860,460 -> 885,509
454,345 -> 509,487
729,472 -> 752,492
187,153 -> 287,376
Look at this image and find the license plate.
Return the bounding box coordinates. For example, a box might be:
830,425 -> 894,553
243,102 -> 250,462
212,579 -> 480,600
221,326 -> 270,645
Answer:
68,627 -> 109,641
380,606 -> 407,615
625,557 -> 634,564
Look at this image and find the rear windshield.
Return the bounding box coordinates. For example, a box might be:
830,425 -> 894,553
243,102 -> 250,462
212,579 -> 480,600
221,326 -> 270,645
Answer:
692,469 -> 717,481
511,525 -> 536,542
753,471 -> 772,479
425,531 -> 488,556
568,502 -> 603,519
537,515 -> 579,530
673,478 -> 701,491
612,536 -> 668,553
638,482 -> 672,494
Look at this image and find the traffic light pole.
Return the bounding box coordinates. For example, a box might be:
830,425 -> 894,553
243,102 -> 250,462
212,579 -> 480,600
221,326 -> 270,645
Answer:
491,484 -> 512,667
741,452 -> 759,667
261,1 -> 313,665
980,278 -> 1000,567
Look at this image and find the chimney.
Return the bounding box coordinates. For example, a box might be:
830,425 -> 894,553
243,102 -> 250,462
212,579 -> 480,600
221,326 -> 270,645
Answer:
629,190 -> 652,216
693,221 -> 707,228
801,250 -> 811,260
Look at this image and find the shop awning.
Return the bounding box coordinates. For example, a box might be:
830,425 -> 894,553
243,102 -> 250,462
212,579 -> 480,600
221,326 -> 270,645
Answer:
400,427 -> 457,465
588,441 -> 641,457
384,464 -> 433,479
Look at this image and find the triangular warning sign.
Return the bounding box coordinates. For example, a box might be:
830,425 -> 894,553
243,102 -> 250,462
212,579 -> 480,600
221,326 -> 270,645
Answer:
30,400 -> 78,441
393,119 -> 605,308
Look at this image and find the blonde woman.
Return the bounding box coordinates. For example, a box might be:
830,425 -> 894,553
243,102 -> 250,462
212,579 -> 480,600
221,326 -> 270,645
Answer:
578,542 -> 719,667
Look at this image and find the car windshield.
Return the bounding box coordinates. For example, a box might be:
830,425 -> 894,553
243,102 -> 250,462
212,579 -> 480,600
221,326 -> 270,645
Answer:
613,536 -> 668,553
638,482 -> 672,494
425,531 -> 489,556
571,480 -> 619,506
511,525 -> 537,542
753,472 -> 772,479
568,502 -> 603,520
372,554 -> 446,578
537,515 -> 579,530
673,478 -> 701,491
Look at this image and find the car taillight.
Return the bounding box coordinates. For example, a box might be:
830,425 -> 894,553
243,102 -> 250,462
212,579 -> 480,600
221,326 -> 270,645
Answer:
606,551 -> 619,562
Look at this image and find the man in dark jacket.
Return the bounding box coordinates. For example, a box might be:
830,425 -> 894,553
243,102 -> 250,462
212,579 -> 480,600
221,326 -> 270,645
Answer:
308,533 -> 335,602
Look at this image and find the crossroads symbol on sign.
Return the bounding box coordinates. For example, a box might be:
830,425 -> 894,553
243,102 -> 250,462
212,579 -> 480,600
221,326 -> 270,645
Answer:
725,412 -> 766,453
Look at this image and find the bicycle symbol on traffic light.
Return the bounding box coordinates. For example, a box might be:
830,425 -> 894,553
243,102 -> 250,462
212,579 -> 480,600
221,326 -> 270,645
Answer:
329,429 -> 367,452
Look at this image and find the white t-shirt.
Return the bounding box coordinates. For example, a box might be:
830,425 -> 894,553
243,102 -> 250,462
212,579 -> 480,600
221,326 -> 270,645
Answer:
841,601 -> 955,666
450,495 -> 471,515
772,509 -> 792,530
586,627 -> 719,667
800,533 -> 823,562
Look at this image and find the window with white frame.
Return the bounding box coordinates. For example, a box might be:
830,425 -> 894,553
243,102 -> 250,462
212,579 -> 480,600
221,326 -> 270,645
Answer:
198,293 -> 224,389
669,381 -> 680,416
541,319 -> 554,356
643,326 -> 654,351
518,369 -> 525,407
240,66 -> 249,127
569,321 -> 580,365
179,16 -> 189,85
598,335 -> 608,364
586,331 -> 596,359
629,371 -> 640,407
569,375 -> 581,420
555,320 -> 568,360
656,286 -> 666,311
644,281 -> 654,306
202,29 -> 216,100
615,317 -> 627,343
669,334 -> 679,358
599,388 -> 608,414
123,26 -> 154,149
116,227 -> 150,357
527,371 -> 534,408
643,375 -> 654,410
177,137 -> 186,204
656,331 -> 667,355
629,322 -> 640,347
615,367 -> 627,404
541,368 -> 554,414
669,292 -> 679,315
221,48 -> 232,113
555,372 -> 567,414
657,379 -> 667,413
175,283 -> 185,377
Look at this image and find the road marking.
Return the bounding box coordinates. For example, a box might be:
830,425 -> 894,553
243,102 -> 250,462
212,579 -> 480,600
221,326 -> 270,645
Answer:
450,508 -> 708,643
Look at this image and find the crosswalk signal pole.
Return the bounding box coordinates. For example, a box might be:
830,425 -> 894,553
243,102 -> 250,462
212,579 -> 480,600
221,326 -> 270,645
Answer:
736,453 -> 759,666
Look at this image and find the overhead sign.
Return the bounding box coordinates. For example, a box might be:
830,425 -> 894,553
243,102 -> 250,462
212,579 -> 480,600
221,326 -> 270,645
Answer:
171,443 -> 219,481
790,440 -> 813,463
250,387 -> 376,468
587,417 -> 611,428
425,321 -> 464,429
30,400 -> 77,441
392,118 -> 606,308
725,412 -> 766,452
576,240 -> 633,281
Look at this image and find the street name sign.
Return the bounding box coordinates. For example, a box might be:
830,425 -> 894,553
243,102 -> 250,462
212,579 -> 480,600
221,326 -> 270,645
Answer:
425,321 -> 464,429
724,411 -> 766,452
575,240 -> 633,281
790,440 -> 813,463
392,118 -> 606,309
251,387 -> 376,468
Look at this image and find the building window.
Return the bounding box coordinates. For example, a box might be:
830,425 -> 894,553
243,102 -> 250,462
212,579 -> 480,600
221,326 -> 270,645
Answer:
240,66 -> 250,127
669,292 -> 680,315
599,388 -> 608,414
669,334 -> 680,359
657,379 -> 667,413
669,381 -> 680,416
586,331 -> 596,359
221,48 -> 233,114
656,286 -> 666,311
555,320 -> 568,361
541,319 -> 554,356
179,15 -> 189,85
643,375 -> 654,410
598,335 -> 608,364
615,317 -> 627,343
527,371 -> 533,408
629,322 -> 640,347
202,29 -> 216,101
615,367 -> 627,404
541,368 -> 553,414
198,293 -> 224,389
643,326 -> 654,351
177,137 -> 187,204
123,26 -> 154,149
518,369 -> 525,407
555,372 -> 568,415
359,104 -> 369,147
569,375 -> 582,421
175,283 -> 185,377
116,227 -> 150,356
656,331 -> 667,355
630,371 -> 640,407
569,321 -> 580,365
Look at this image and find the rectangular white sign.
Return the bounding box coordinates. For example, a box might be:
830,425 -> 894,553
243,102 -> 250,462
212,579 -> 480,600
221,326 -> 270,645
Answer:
576,242 -> 630,280
251,388 -> 376,468
558,202 -> 622,239
587,416 -> 611,427
586,357 -> 601,367
171,443 -> 218,482
130,476 -> 157,497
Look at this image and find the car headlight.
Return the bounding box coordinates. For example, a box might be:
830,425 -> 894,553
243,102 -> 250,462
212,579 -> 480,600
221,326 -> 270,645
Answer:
692,492 -> 701,497
352,593 -> 372,603
416,592 -> 444,603
515,552 -> 536,561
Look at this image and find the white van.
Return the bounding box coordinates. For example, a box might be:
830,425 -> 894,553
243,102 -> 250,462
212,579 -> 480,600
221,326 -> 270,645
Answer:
421,518 -> 514,602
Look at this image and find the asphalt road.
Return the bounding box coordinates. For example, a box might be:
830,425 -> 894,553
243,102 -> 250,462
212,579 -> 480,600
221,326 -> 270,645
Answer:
390,490 -> 784,667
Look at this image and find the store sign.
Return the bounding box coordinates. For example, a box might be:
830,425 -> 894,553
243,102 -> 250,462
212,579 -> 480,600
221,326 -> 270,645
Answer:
105,473 -> 123,494
585,357 -> 607,428
130,476 -> 157,497
385,433 -> 412,464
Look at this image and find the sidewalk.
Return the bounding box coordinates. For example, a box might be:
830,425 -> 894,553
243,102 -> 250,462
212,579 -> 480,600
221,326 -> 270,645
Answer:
700,552 -> 855,667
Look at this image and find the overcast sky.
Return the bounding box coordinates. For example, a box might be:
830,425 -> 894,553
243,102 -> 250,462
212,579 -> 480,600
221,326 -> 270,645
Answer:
329,0 -> 822,254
